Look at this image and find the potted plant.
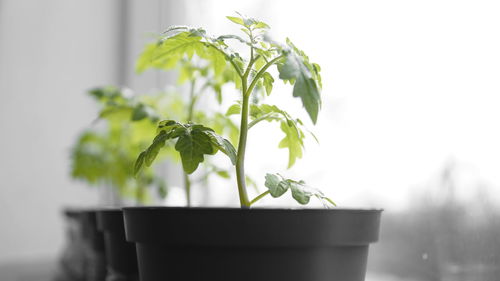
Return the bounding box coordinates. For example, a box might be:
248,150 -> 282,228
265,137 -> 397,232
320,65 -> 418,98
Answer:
72,68 -> 237,281
68,86 -> 167,281
126,13 -> 382,281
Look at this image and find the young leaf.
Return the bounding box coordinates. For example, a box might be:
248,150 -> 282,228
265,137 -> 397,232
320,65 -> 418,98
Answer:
277,40 -> 322,124
262,72 -> 274,96
175,127 -> 215,174
263,173 -> 335,207
226,16 -> 245,26
289,180 -> 311,204
264,173 -> 289,197
278,121 -> 304,168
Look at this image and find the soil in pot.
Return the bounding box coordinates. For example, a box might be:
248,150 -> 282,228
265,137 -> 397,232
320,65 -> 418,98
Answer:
97,209 -> 139,281
123,207 -> 382,281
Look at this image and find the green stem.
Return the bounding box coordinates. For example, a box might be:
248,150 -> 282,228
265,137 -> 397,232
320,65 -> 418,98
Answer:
235,55 -> 285,208
182,79 -> 197,207
187,79 -> 196,122
236,84 -> 251,208
249,190 -> 270,206
183,172 -> 191,207
246,55 -> 285,97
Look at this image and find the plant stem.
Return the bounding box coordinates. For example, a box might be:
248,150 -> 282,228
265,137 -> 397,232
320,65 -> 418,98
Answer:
249,190 -> 270,206
235,55 -> 285,208
183,172 -> 191,207
246,55 -> 285,96
187,79 -> 197,122
236,86 -> 251,207
183,79 -> 196,207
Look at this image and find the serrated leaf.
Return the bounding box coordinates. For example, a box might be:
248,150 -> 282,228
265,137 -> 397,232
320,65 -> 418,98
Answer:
265,173 -> 289,197
262,72 -> 274,96
174,127 -> 215,174
136,31 -> 230,76
289,180 -> 312,205
278,121 -> 304,168
263,174 -> 335,206
277,40 -> 322,124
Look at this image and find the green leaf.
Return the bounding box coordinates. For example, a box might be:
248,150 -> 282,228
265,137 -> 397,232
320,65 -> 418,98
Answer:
215,170 -> 230,179
264,173 -> 289,197
277,39 -> 322,124
254,21 -> 270,29
134,151 -> 146,176
226,16 -> 245,26
136,31 -> 205,73
262,72 -> 274,96
175,127 -> 215,174
204,130 -> 237,165
289,180 -> 311,204
263,173 -> 335,207
131,104 -> 148,121
131,103 -> 158,121
278,121 -> 304,168
225,104 -> 241,116
145,130 -> 172,166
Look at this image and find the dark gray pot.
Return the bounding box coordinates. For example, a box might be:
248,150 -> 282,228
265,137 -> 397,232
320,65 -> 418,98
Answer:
123,207 -> 382,281
97,209 -> 139,281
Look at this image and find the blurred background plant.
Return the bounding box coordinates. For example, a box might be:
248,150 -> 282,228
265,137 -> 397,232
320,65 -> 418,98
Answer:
70,86 -> 168,205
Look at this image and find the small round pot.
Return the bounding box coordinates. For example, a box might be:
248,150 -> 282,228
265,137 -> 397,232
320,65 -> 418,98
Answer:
97,209 -> 139,281
123,207 -> 382,281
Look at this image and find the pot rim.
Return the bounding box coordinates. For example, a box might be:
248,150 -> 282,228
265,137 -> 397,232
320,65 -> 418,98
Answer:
123,206 -> 383,213
123,206 -> 382,247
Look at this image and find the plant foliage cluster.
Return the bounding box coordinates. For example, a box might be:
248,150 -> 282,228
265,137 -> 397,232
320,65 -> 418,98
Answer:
134,13 -> 334,207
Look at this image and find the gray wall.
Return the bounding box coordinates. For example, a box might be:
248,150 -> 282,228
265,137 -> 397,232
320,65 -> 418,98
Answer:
0,0 -> 187,265
0,0 -> 121,263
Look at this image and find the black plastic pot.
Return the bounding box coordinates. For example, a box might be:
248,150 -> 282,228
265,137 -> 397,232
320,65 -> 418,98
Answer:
123,207 -> 382,281
97,209 -> 139,281
54,208 -> 88,281
80,210 -> 107,281
54,208 -> 107,281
